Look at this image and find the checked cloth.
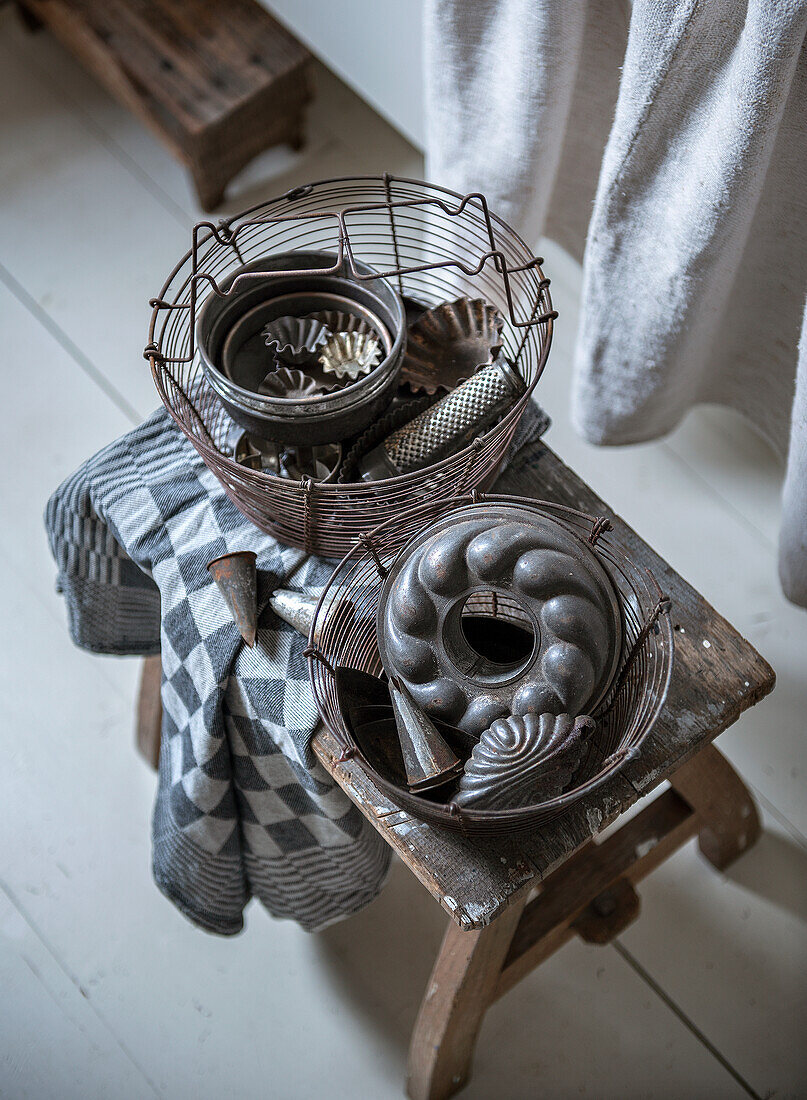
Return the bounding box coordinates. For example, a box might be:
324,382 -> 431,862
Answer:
45,404 -> 548,936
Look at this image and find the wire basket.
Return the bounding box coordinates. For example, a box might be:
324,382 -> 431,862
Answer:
145,175 -> 555,556
307,494 -> 673,837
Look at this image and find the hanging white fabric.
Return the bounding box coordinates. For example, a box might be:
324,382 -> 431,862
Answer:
424,0 -> 807,606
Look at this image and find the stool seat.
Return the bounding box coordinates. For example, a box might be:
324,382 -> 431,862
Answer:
310,439 -> 774,1099
136,436 -> 774,1100
313,440 -> 773,930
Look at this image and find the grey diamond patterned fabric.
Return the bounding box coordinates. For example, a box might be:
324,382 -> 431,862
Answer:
45,403 -> 549,936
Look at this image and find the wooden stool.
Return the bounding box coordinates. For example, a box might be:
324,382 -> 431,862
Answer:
135,440 -> 774,1100
16,0 -> 313,211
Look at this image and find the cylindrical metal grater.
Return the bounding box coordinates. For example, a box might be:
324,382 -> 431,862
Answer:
358,361 -> 526,481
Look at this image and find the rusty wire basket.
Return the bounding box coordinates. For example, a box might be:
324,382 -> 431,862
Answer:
307,494 -> 673,837
145,175 -> 555,556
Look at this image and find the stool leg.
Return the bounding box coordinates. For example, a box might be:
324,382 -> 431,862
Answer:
189,165 -> 227,213
670,744 -> 760,871
407,898 -> 527,1100
16,3 -> 44,32
136,654 -> 162,771
286,112 -> 307,152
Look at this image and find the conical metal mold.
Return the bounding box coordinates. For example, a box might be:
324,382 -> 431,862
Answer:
207,550 -> 258,647
268,587 -> 354,643
388,681 -> 463,792
332,667 -> 475,789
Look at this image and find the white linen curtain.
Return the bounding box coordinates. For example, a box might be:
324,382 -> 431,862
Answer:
424,0 -> 807,606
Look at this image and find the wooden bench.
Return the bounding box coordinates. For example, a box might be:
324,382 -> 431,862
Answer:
17,0 -> 313,210
136,438 -> 774,1100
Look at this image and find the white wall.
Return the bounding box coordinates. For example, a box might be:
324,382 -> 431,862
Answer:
264,0 -> 426,149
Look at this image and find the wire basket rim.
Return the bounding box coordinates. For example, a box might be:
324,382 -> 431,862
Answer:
147,174 -> 557,337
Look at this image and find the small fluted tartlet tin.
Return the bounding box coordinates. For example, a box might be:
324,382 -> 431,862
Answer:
318,330 -> 382,381
261,316 -> 329,365
257,366 -> 336,399
401,297 -> 504,394
307,309 -> 376,338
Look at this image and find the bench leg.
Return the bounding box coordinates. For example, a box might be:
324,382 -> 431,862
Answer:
15,3 -> 44,32
407,898 -> 527,1100
136,654 -> 162,771
670,744 -> 761,870
189,165 -> 227,213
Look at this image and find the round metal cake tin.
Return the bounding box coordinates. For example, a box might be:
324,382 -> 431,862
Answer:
375,503 -> 624,736
196,251 -> 406,445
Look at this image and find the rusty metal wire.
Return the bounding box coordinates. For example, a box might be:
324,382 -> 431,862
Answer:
145,176 -> 555,555
307,495 -> 673,837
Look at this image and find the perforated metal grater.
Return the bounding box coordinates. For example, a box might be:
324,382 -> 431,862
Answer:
358,362 -> 526,481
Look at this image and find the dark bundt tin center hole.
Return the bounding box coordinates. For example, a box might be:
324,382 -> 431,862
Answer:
461,615 -> 535,667
443,588 -> 539,685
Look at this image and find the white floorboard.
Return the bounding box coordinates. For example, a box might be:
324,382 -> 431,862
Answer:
619,810 -> 807,1100
0,893 -> 153,1100
0,8 -> 805,1099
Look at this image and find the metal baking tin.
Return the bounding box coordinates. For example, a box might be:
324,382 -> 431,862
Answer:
401,297 -> 504,394
318,331 -> 382,381
454,712 -> 597,809
282,442 -> 343,483
268,586 -> 353,641
232,431 -> 282,474
196,251 -> 406,446
332,666 -> 474,790
256,366 -> 334,399
207,550 -> 258,647
388,680 -> 463,791
224,296 -> 389,385
307,309 -> 375,338
376,503 -> 623,736
232,429 -> 341,482
261,316 -> 328,365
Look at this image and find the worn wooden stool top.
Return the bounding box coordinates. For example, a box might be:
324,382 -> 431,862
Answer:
312,438 -> 775,931
129,432 -> 773,1100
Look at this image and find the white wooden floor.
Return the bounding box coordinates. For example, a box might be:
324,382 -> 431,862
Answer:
1,10 -> 805,1099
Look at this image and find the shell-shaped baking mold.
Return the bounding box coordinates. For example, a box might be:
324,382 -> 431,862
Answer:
454,712 -> 596,809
